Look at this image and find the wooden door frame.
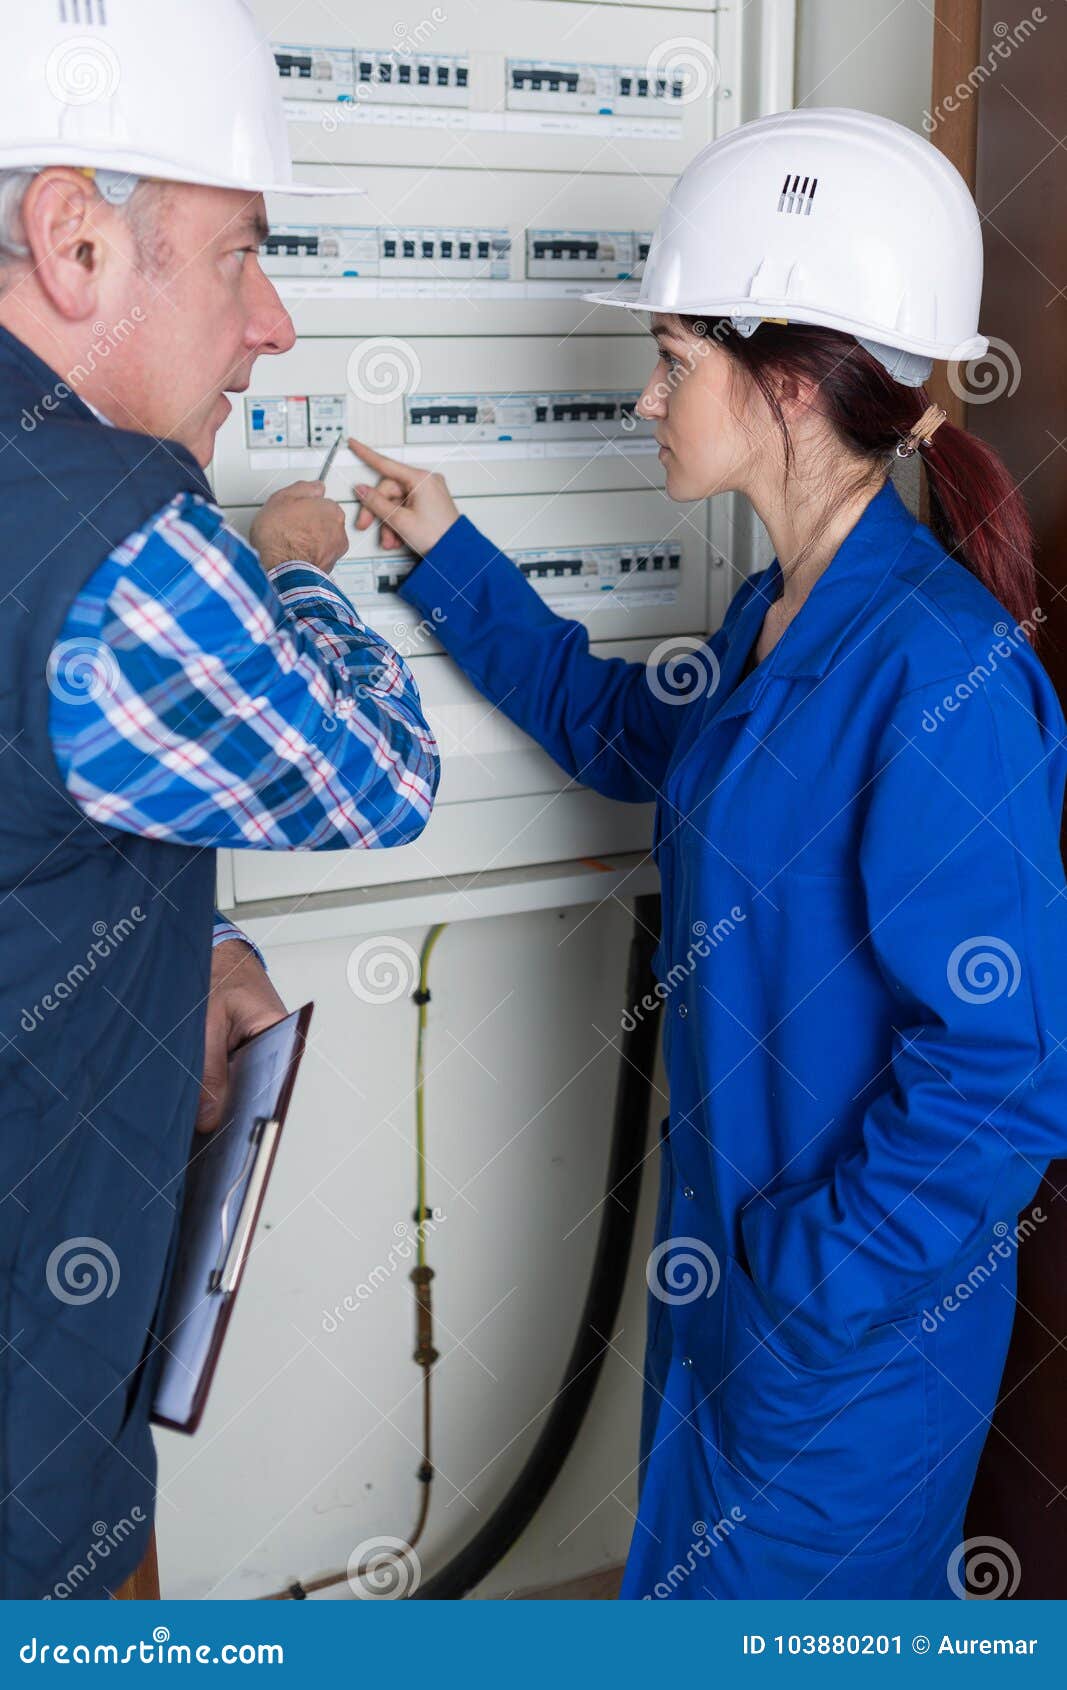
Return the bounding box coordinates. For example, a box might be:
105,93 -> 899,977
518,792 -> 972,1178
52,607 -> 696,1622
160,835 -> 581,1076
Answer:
927,0 -> 983,430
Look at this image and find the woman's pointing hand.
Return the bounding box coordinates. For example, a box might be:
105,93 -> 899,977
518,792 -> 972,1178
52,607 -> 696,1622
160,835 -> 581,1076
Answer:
348,437 -> 461,557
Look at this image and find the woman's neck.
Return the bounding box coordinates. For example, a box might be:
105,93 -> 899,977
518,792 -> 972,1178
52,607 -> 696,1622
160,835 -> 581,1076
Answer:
751,473 -> 887,617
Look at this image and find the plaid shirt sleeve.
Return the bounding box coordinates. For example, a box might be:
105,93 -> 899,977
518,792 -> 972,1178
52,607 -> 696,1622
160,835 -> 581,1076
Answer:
48,492 -> 440,851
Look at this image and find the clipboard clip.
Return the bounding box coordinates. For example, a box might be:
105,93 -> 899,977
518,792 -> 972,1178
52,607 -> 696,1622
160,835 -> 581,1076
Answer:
207,1116 -> 281,1295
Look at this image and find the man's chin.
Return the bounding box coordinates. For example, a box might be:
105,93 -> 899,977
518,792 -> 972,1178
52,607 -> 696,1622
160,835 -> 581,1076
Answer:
190,394 -> 233,467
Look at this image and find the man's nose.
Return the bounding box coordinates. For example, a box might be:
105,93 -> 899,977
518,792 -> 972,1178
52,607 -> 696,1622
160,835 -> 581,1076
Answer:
247,266 -> 297,356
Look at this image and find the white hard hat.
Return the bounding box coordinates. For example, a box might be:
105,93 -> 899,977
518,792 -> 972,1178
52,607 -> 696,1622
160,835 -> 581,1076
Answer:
585,107 -> 988,385
0,0 -> 358,198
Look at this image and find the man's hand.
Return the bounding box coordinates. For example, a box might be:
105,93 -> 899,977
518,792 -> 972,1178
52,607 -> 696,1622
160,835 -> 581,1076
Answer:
250,480 -> 350,575
196,941 -> 288,1134
349,437 -> 461,556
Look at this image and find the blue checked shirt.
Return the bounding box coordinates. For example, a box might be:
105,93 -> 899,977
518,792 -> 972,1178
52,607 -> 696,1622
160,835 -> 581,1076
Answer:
49,492 -> 440,953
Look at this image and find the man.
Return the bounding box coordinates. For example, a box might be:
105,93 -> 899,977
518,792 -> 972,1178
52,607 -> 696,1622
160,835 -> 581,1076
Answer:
0,1 -> 439,1597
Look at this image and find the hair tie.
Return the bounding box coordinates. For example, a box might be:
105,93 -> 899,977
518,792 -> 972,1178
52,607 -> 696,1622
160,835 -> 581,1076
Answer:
896,403 -> 948,458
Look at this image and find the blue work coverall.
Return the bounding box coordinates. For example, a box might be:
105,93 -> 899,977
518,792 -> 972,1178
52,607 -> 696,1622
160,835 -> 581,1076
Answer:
398,476 -> 1067,1598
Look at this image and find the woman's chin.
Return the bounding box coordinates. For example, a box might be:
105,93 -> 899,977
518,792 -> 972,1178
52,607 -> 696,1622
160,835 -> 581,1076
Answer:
661,458 -> 689,500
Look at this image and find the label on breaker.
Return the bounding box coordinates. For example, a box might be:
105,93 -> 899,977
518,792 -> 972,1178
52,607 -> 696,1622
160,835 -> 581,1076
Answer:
281,103 -> 681,139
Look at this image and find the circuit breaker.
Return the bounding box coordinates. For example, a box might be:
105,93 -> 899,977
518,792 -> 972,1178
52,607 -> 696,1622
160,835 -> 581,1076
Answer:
215,1 -> 758,912
250,0 -> 727,174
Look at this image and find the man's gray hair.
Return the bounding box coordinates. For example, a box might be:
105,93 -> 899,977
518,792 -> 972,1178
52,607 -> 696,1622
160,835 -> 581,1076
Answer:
0,170 -> 36,261
0,168 -> 166,280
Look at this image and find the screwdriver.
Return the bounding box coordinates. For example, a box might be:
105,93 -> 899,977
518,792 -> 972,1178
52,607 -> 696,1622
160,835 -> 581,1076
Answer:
316,430 -> 344,483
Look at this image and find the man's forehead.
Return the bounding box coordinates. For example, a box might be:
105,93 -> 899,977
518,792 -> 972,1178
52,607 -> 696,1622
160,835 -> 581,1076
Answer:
178,184 -> 269,242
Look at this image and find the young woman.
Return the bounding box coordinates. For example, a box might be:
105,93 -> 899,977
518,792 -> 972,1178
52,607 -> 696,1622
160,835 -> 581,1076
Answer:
347,109 -> 1067,1599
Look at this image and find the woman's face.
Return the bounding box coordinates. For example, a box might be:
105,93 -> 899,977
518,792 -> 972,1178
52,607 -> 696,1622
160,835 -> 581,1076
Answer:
636,313 -> 754,502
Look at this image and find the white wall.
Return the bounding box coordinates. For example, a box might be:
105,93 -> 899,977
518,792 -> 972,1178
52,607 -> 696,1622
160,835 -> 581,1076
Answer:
795,0 -> 934,127
156,899 -> 668,1598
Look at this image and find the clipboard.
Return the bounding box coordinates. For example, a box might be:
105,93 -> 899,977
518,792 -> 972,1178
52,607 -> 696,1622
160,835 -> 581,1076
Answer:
151,1003 -> 313,1434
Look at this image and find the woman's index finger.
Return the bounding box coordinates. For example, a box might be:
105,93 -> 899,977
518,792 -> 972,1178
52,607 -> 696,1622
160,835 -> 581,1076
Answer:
347,436 -> 416,485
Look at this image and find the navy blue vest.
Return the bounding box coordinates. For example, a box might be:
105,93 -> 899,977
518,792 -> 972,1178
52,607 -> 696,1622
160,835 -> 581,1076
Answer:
0,326 -> 217,1597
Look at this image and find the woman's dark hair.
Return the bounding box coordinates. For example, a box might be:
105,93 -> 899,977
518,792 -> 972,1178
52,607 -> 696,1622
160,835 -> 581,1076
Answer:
669,314 -> 1040,641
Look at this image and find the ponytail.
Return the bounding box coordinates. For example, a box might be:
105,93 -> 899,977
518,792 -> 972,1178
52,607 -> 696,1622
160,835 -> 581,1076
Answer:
919,421 -> 1038,636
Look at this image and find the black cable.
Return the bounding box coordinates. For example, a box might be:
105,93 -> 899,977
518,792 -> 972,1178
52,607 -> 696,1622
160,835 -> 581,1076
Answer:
412,892 -> 663,1599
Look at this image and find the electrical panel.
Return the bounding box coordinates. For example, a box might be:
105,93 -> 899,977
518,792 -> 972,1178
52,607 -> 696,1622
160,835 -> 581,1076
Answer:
215,2 -> 750,911
211,334 -> 664,506
223,487 -> 707,648
263,165 -> 667,337
248,1 -> 729,173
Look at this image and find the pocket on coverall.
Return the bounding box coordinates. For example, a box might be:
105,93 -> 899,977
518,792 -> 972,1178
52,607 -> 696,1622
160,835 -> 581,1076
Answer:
712,1257 -> 931,1556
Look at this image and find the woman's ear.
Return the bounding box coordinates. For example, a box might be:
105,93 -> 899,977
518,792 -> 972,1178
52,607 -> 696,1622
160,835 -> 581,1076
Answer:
777,369 -> 822,426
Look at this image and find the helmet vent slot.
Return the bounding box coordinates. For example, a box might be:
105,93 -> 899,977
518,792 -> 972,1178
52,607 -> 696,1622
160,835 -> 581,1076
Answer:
778,173 -> 817,215
58,1 -> 108,24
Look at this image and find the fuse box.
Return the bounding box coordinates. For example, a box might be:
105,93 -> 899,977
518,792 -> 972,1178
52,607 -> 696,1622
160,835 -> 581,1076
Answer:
214,2 -> 767,913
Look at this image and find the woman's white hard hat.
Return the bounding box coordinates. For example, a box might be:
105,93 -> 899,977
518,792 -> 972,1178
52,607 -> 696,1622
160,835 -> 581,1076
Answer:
585,107 -> 989,386
0,0 -> 358,198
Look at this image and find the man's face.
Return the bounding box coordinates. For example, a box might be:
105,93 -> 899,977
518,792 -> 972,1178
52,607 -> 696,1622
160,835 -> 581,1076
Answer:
101,183 -> 296,465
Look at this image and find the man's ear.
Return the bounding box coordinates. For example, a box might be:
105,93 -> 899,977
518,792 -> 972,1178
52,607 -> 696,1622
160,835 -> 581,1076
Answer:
17,168 -> 117,323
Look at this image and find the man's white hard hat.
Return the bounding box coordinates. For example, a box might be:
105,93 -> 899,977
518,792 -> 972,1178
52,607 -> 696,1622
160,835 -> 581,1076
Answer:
0,0 -> 358,198
585,107 -> 988,385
